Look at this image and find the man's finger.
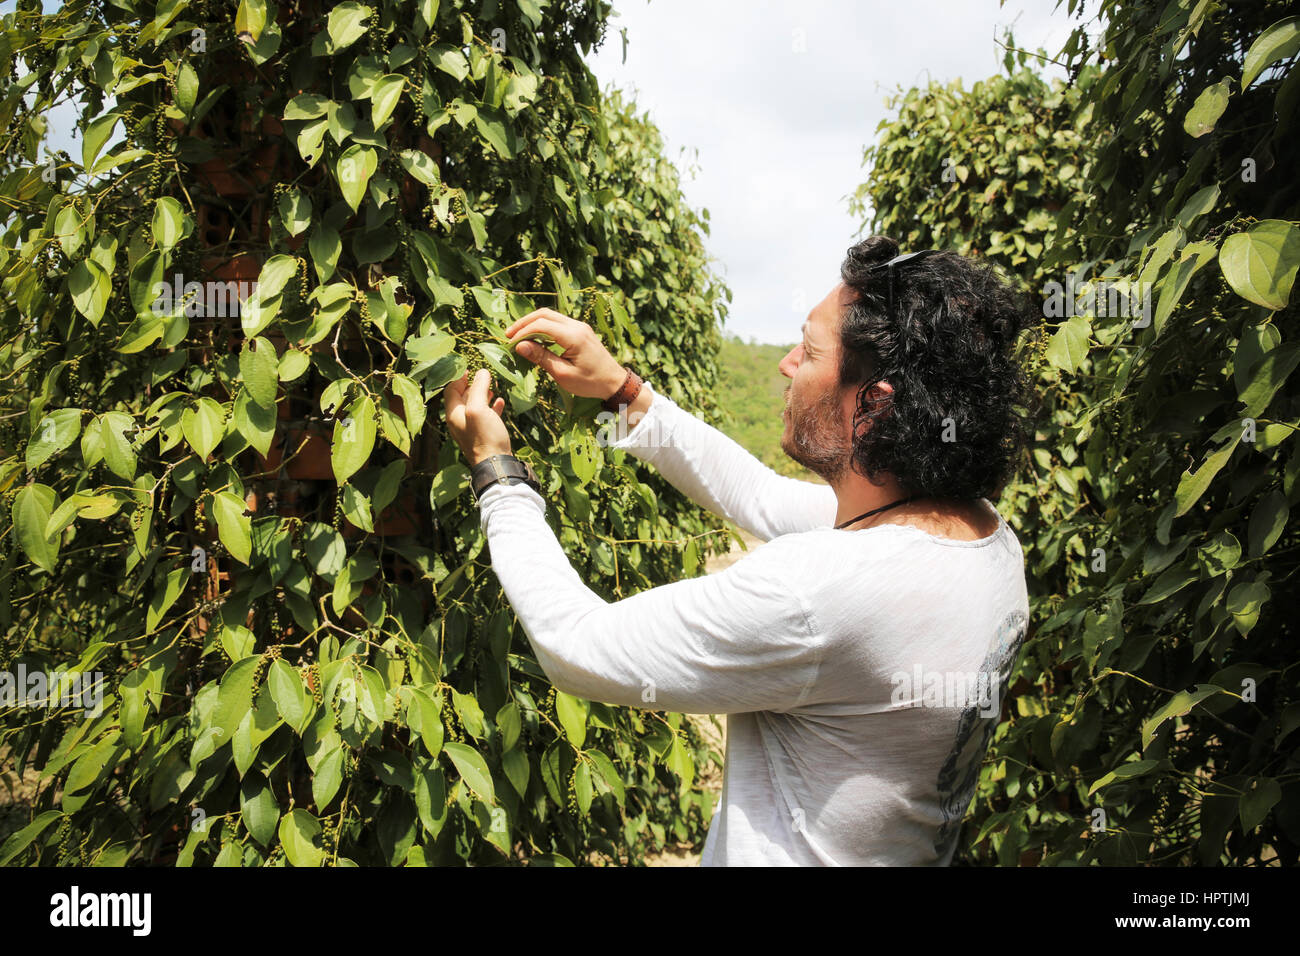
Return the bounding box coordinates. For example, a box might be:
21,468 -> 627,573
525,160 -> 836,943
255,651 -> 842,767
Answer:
503,311 -> 540,337
505,308 -> 571,337
467,367 -> 493,409
503,312 -> 533,337
507,315 -> 573,351
515,338 -> 566,375
444,372 -> 468,411
504,307 -> 558,335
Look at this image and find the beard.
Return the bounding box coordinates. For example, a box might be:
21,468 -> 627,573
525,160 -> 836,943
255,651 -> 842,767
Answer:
781,385 -> 851,483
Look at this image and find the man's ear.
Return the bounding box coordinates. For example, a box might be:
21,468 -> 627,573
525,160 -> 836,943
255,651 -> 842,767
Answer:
850,380 -> 895,441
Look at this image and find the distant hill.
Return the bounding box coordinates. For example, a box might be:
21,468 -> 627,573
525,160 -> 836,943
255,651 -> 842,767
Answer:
713,334 -> 822,483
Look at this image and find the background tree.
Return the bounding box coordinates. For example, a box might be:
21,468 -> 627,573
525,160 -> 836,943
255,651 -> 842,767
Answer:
859,3 -> 1300,865
0,0 -> 734,866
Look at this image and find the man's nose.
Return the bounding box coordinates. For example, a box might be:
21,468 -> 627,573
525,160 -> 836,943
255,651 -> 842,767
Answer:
779,344 -> 802,378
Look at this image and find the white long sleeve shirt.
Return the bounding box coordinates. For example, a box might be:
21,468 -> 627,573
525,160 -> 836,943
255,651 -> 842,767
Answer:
477,380 -> 1030,866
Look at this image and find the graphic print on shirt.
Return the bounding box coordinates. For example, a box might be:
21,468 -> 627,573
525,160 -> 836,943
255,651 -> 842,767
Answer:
932,608 -> 1029,861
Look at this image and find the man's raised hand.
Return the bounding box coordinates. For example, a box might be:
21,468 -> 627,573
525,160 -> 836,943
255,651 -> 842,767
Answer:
505,307 -> 627,399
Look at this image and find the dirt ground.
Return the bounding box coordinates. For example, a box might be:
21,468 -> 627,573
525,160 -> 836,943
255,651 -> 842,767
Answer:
0,744 -> 50,850
642,527 -> 763,867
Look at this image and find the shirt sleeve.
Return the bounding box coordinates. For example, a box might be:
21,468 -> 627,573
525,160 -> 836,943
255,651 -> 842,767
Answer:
602,380 -> 838,541
477,479 -> 825,715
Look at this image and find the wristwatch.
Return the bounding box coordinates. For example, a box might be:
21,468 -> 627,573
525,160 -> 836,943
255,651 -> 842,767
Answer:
470,454 -> 542,501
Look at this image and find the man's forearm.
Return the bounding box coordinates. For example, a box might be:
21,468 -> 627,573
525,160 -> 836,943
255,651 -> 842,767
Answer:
621,385 -> 653,428
477,478 -> 825,715
602,379 -> 837,540
599,364 -> 653,427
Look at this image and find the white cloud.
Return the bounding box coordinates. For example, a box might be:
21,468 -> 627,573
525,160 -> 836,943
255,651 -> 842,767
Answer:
586,0 -> 1078,344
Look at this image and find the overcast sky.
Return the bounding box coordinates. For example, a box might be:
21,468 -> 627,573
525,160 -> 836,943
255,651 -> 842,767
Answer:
584,0 -> 1076,344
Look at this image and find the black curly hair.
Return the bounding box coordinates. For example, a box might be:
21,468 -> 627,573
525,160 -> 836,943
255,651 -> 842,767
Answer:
837,235 -> 1039,500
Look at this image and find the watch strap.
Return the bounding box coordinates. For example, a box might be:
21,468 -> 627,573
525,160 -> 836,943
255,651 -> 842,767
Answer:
471,454 -> 540,500
602,366 -> 643,413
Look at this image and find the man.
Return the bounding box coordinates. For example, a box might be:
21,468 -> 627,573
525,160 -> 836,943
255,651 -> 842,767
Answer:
443,235 -> 1036,865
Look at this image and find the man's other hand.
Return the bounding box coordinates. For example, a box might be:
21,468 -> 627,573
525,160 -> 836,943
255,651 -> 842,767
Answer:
444,368 -> 512,466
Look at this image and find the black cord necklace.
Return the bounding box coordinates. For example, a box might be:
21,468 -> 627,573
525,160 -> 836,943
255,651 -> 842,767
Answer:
834,496 -> 916,530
